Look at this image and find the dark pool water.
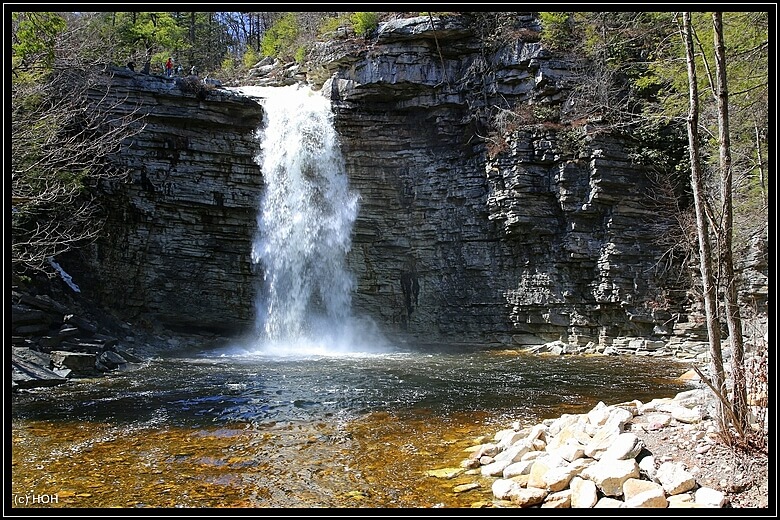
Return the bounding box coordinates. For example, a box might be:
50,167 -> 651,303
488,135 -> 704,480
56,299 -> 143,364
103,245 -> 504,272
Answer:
11,343 -> 692,508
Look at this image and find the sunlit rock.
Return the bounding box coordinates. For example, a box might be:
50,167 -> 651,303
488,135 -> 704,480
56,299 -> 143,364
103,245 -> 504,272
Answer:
694,486 -> 726,507
541,489 -> 571,508
656,462 -> 696,495
580,458 -> 640,496
570,476 -> 598,508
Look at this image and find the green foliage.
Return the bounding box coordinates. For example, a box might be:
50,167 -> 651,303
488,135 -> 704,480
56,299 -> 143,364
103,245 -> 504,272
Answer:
318,14 -> 351,37
11,12 -> 66,73
294,46 -> 307,64
117,12 -> 187,53
87,12 -> 190,73
639,12 -> 768,225
539,12 -> 574,50
533,105 -> 560,124
15,274 -> 33,285
624,10 -> 768,264
575,12 -> 666,64
628,119 -> 689,181
556,127 -> 587,158
221,56 -> 235,71
243,46 -> 260,69
261,12 -> 299,58
317,12 -> 378,40
175,12 -> 233,76
349,12 -> 378,37
131,14 -> 169,44
633,73 -> 665,100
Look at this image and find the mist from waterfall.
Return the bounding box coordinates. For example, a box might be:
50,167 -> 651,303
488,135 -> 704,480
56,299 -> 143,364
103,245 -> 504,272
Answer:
232,84 -> 382,356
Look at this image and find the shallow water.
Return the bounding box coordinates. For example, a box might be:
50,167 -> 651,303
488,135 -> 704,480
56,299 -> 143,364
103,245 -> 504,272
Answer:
11,344 -> 691,508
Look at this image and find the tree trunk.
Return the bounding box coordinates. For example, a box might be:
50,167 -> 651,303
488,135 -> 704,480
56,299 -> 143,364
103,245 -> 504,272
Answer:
754,121 -> 767,207
142,43 -> 152,75
713,11 -> 747,430
681,12 -> 727,427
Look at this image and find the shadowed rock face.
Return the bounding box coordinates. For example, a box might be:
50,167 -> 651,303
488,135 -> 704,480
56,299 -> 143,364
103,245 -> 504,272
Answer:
66,15 -> 766,347
320,15 -> 688,346
67,68 -> 265,335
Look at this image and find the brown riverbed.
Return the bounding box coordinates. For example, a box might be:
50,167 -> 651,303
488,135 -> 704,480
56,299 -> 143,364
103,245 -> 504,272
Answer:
11,411 -> 515,508
11,349 -> 691,508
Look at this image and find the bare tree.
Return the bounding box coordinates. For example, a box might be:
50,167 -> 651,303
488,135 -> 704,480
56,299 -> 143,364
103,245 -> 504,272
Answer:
712,11 -> 748,432
11,12 -> 145,278
680,11 -> 727,429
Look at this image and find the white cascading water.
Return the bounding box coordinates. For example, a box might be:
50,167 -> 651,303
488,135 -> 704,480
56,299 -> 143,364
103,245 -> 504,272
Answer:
233,84 -> 360,354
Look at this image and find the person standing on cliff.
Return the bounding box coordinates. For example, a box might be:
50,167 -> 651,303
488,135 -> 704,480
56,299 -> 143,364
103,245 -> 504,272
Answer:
165,57 -> 173,77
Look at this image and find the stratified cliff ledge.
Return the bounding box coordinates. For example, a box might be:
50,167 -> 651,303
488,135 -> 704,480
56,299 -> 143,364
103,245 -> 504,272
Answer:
313,14 -> 694,346
68,67 -> 264,334
68,13 -> 766,348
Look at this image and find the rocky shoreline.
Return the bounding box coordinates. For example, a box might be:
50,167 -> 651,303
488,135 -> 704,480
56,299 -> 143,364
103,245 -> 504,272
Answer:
11,286 -> 753,391
10,288 -> 208,391
430,388 -> 768,508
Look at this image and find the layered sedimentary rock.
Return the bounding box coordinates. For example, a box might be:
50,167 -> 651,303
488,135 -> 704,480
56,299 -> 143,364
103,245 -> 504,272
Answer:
69,14 -> 766,347
309,14 -> 689,345
68,68 -> 264,334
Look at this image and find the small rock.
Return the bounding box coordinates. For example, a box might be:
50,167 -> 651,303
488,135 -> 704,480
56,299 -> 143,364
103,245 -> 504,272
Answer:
453,483 -> 480,493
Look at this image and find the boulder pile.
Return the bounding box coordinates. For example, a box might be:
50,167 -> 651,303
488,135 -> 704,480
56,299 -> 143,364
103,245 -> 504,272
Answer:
433,389 -> 731,508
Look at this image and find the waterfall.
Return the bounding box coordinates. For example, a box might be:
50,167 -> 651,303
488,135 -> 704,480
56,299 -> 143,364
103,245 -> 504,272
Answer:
234,84 -> 360,353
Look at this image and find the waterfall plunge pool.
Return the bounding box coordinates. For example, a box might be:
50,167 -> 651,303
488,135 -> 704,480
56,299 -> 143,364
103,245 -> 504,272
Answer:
11,344 -> 691,508
11,85 -> 692,509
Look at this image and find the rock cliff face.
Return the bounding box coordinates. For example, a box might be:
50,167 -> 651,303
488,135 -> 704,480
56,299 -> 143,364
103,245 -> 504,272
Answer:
68,68 -> 264,334
69,14 -> 765,348
310,14 -> 688,346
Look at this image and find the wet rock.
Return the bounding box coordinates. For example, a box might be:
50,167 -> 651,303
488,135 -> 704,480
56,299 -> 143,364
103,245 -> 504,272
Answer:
453,482 -> 480,493
50,351 -> 98,376
426,467 -> 464,479
98,350 -> 128,370
14,323 -> 53,335
12,351 -> 67,389
18,293 -> 68,314
115,348 -> 144,363
57,341 -> 104,355
63,314 -> 98,334
11,305 -> 48,325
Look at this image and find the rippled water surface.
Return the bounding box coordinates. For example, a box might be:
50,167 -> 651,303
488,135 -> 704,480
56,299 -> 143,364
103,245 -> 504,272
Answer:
12,344 -> 691,508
